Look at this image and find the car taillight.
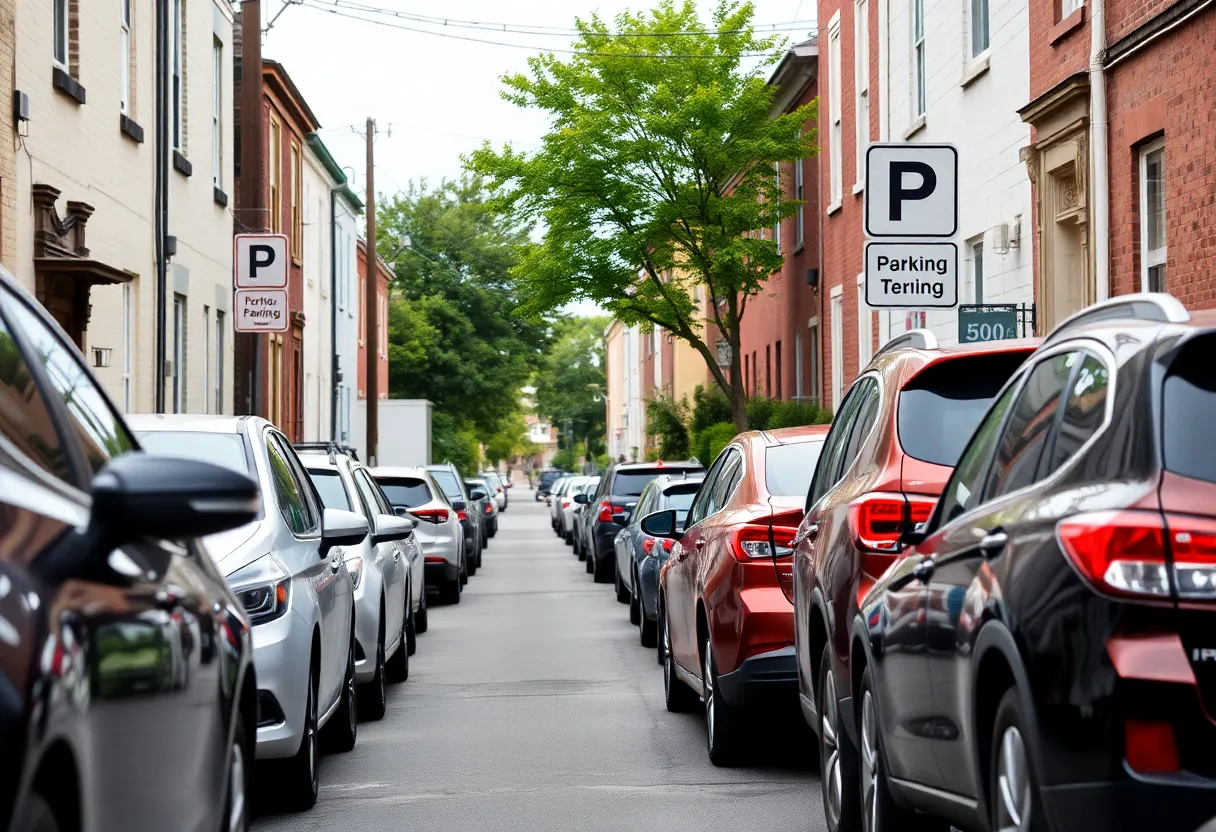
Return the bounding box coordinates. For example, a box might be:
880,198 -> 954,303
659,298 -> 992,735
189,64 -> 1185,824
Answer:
562,499 -> 571,509
731,525 -> 797,561
413,508 -> 449,524
849,492 -> 936,554
598,500 -> 617,523
1057,510 -> 1216,600
457,510 -> 469,522
484,503 -> 494,515
642,537 -> 676,555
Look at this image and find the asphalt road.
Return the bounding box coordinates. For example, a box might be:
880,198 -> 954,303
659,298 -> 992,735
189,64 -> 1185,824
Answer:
253,490 -> 827,832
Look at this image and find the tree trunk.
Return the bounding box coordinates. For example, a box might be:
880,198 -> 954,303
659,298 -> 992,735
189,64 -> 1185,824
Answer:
728,340 -> 748,433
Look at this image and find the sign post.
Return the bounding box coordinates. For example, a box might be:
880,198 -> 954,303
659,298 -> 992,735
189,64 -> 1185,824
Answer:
234,234 -> 290,333
863,143 -> 960,313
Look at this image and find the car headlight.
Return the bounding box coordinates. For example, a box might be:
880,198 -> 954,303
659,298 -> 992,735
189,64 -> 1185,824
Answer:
227,555 -> 290,625
347,555 -> 365,590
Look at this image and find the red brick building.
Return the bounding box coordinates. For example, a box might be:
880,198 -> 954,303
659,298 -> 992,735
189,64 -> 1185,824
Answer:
1020,0 -> 1216,323
356,239 -> 390,401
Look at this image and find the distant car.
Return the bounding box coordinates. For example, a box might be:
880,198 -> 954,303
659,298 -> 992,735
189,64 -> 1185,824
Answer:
426,463 -> 484,575
611,473 -> 704,647
583,461 -> 704,583
372,466 -> 467,605
548,475 -> 575,527
131,414 -> 368,809
536,468 -> 564,500
0,272 -> 264,832
298,444 -> 422,721
481,470 -> 509,511
561,477 -> 600,545
465,477 -> 499,542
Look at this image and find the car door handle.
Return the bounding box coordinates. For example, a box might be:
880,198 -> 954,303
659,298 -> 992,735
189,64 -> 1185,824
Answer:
978,530 -> 1008,558
792,523 -> 819,547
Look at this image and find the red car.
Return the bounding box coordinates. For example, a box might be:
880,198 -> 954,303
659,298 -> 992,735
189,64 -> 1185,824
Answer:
644,426 -> 829,765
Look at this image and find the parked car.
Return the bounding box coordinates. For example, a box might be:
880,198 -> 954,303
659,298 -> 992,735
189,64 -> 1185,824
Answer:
846,295 -> 1216,832
465,477 -> 499,543
481,470 -> 509,511
425,463 -> 483,575
548,474 -> 574,528
609,473 -> 704,647
555,476 -> 596,542
644,427 -> 828,765
536,467 -> 564,500
0,273 -> 264,832
788,328 -> 1037,831
372,466 -> 467,604
584,461 -> 704,583
130,414 -> 368,810
297,444 -> 422,721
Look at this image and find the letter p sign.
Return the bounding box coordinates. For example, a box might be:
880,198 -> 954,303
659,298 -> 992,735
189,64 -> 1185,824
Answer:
234,234 -> 289,290
865,144 -> 958,238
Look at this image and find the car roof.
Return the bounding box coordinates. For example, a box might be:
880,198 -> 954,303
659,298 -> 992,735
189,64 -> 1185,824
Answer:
126,413 -> 250,434
612,460 -> 702,471
370,466 -> 429,479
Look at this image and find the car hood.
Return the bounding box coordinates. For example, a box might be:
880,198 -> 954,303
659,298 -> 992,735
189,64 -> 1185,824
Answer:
202,519 -> 277,577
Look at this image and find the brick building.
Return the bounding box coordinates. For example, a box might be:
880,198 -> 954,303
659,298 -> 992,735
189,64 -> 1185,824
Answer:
1020,0 -> 1216,323
355,238 -> 389,403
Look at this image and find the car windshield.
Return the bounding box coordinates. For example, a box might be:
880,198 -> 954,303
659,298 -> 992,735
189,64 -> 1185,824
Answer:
430,469 -> 463,499
613,468 -> 699,497
539,471 -> 561,486
377,477 -> 432,508
765,441 -> 826,497
135,431 -> 251,475
306,469 -> 352,511
1163,334 -> 1216,484
898,352 -> 1030,467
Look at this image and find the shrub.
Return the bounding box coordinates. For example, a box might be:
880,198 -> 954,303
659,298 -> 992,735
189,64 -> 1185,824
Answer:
691,421 -> 738,466
550,447 -> 578,471
769,399 -> 833,428
691,385 -> 733,433
745,396 -> 777,430
645,395 -> 691,459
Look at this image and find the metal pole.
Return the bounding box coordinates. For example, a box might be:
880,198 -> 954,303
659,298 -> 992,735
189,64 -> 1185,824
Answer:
238,0 -> 266,416
364,118 -> 379,466
154,0 -> 168,412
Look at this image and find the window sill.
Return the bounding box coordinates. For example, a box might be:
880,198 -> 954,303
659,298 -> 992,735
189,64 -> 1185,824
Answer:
827,200 -> 842,216
120,114 -> 144,143
961,54 -> 991,89
52,67 -> 86,105
213,187 -> 228,207
902,115 -> 927,140
173,151 -> 193,177
1051,6 -> 1085,45
852,181 -> 865,196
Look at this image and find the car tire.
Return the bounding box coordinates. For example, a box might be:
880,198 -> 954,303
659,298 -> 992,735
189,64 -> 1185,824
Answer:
593,547 -> 614,584
586,546 -> 595,574
614,565 -> 630,603
222,709 -> 250,832
322,627 -> 359,753
818,644 -> 860,832
989,689 -> 1048,832
358,626 -> 388,721
461,549 -> 471,584
629,570 -> 642,626
274,663 -> 319,811
416,590 -> 429,633
405,593 -> 418,657
639,611 -> 657,648
12,793 -> 60,832
467,546 -> 478,578
388,602 -> 411,682
662,602 -> 700,713
704,636 -> 744,766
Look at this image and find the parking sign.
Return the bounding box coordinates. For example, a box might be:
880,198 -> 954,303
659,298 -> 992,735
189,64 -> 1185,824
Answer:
234,234 -> 289,289
865,144 -> 958,238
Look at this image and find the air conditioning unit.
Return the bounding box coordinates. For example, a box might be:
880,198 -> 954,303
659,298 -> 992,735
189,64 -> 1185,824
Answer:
988,223 -> 1010,255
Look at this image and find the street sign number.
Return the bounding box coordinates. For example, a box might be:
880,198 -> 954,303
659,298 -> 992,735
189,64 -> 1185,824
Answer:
234,233 -> 289,289
234,289 -> 290,332
864,242 -> 958,309
958,304 -> 1018,343
865,144 -> 958,238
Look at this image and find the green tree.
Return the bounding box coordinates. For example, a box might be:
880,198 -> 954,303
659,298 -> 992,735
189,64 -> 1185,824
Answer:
533,315 -> 610,459
484,411 -> 529,466
468,0 -> 818,431
645,394 -> 690,458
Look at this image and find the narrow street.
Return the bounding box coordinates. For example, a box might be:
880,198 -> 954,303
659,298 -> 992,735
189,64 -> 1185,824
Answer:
253,490 -> 826,832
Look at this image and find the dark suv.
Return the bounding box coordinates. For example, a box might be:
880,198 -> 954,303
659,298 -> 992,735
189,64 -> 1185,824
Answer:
848,295 -> 1216,832
536,467 -> 564,501
579,461 -> 703,584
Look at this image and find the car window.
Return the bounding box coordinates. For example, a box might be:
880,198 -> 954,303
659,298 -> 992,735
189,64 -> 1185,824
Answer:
935,379 -> 1020,527
1045,353 -> 1109,474
765,440 -> 826,497
375,476 -> 432,508
840,378 -> 880,475
4,293 -> 136,477
897,351 -> 1030,468
983,352 -> 1077,501
687,455 -> 728,527
632,483 -> 655,522
266,434 -> 311,534
430,468 -> 465,501
137,431 -> 252,476
355,468 -> 393,517
1163,334 -> 1216,484
307,468 -> 353,511
0,300 -> 72,479
661,483 -> 700,513
710,449 -> 743,513
277,436 -> 322,531
808,381 -> 869,509
611,468 -> 683,497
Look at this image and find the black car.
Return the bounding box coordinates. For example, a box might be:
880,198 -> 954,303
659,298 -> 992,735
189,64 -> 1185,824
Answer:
580,461 -> 703,583
846,294 -> 1216,832
536,467 -> 564,501
426,463 -> 483,575
0,271 -> 260,832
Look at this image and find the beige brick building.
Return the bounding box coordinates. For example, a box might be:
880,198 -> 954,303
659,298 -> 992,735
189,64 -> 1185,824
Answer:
14,0 -> 234,414
0,1 -> 15,269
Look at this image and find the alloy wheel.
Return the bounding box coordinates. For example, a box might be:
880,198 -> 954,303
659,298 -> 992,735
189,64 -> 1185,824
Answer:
306,683 -> 318,791
227,738 -> 247,832
663,611 -> 674,695
346,646 -> 358,729
996,726 -> 1030,832
860,692 -> 878,832
821,667 -> 843,827
703,646 -> 716,751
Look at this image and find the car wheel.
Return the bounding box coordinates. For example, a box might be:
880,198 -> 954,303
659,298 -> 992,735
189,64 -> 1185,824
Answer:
405,592 -> 418,657
593,547 -> 614,584
990,689 -> 1047,832
704,636 -> 743,766
359,623 -> 388,721
416,589 -> 429,633
629,570 -> 642,626
614,564 -> 630,603
656,605 -> 668,665
663,602 -> 700,713
467,545 -> 478,578
819,645 -> 860,832
322,627 -> 359,753
13,793 -> 60,832
222,711 -> 250,832
461,549 -> 470,584
274,663 -> 318,810
639,609 -> 657,648
388,599 -> 411,682
586,546 -> 595,574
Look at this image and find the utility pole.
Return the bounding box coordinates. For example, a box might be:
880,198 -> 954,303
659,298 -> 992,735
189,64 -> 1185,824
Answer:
236,0 -> 266,417
364,118 -> 379,465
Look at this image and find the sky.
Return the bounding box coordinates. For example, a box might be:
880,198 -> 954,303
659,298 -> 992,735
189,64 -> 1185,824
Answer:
261,0 -> 817,315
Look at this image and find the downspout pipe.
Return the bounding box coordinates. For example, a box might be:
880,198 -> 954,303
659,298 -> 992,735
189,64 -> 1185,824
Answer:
330,188 -> 339,441
1089,0 -> 1110,302
154,0 -> 169,411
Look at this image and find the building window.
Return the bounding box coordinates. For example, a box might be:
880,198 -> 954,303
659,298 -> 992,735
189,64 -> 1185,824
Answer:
830,290 -> 844,410
203,306 -> 211,413
744,353 -> 749,393
269,118 -> 282,233
765,345 -> 772,397
794,332 -> 803,398
1140,138 -> 1166,292
775,340 -> 783,400
212,40 -> 222,187
854,0 -> 869,189
269,335 -> 282,424
53,0 -> 68,67
171,0 -> 185,151
358,275 -> 365,344
215,311 -> 225,413
120,0 -> 132,112
291,143 -> 303,260
122,282 -> 133,413
966,237 -> 985,303
795,155 -> 805,248
971,0 -> 990,56
1060,0 -> 1084,18
914,0 -> 926,116
906,310 -> 927,329
809,318 -> 822,407
172,294 -> 187,413
828,13 -> 843,209
752,350 -> 759,396
379,292 -> 388,357
857,275 -> 872,369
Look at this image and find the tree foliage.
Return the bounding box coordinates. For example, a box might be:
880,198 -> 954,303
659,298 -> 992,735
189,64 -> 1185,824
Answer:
645,395 -> 690,459
533,315 -> 610,459
468,0 -> 818,430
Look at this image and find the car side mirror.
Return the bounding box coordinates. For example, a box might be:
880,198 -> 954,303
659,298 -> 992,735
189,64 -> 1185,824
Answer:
321,508 -> 368,556
451,499 -> 468,512
639,509 -> 678,538
89,452 -> 260,545
573,493 -> 590,505
393,506 -> 410,518
373,513 -> 415,544
899,522 -> 928,549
